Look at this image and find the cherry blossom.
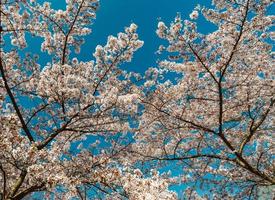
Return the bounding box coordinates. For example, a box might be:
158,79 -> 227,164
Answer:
136,0 -> 274,198
0,0 -> 164,199
1,0 -> 274,199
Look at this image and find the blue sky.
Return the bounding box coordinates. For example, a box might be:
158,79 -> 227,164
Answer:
84,0 -> 213,73
33,0 -> 214,73
31,0 -> 275,73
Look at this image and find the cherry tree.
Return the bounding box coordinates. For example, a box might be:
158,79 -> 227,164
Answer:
0,0 -> 177,199
1,0 -> 274,199
135,0 -> 274,198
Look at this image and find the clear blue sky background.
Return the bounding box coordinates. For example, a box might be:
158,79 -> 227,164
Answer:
31,0 -> 274,72
84,0 -> 214,73
33,0 -> 215,73
80,0 -> 213,73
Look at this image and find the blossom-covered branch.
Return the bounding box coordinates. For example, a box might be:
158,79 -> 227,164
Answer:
136,0 -> 274,198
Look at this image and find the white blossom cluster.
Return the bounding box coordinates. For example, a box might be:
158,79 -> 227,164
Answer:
0,0 -> 274,199
136,0 -> 275,198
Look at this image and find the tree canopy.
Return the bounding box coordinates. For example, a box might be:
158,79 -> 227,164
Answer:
0,0 -> 274,199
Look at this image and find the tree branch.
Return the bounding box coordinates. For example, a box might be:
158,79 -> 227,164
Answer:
0,55 -> 34,142
11,183 -> 45,200
9,169 -> 27,198
239,98 -> 274,155
0,164 -> 7,199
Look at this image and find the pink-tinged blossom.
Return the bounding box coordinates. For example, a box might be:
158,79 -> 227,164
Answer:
0,0 -> 169,199
189,10 -> 199,20
0,0 -> 274,199
136,0 -> 275,199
